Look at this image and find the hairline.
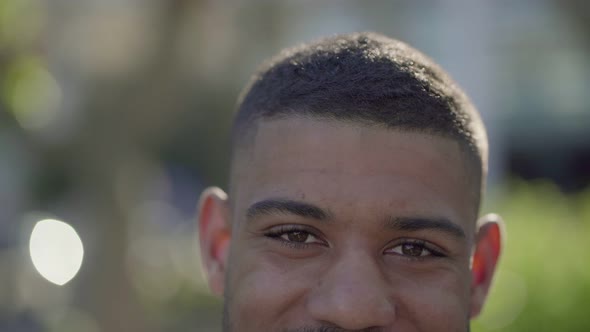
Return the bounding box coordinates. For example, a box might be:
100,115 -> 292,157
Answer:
229,113 -> 484,218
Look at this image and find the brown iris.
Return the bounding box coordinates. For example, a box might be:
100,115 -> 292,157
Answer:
401,243 -> 424,256
287,231 -> 309,243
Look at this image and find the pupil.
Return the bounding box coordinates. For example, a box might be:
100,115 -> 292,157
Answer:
402,243 -> 423,256
287,231 -> 308,243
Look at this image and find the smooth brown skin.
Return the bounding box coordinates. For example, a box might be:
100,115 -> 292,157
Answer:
198,118 -> 503,332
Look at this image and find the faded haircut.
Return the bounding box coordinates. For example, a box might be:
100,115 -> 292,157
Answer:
230,32 -> 488,210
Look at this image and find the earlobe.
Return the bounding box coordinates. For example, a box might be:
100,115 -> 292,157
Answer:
197,187 -> 231,296
470,213 -> 504,318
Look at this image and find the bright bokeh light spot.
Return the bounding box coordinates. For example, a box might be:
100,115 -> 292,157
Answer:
29,219 -> 84,286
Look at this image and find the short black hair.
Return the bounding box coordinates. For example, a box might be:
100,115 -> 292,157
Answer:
231,32 -> 488,208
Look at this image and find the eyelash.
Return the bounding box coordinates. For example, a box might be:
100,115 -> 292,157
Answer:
263,225 -> 325,249
386,239 -> 446,261
263,226 -> 447,261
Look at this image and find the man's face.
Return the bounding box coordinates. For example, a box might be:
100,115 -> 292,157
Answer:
224,117 -> 480,331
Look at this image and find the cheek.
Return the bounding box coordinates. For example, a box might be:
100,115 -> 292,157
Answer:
225,251 -> 315,330
396,270 -> 472,330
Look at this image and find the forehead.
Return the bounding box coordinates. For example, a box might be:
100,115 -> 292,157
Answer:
231,117 -> 478,232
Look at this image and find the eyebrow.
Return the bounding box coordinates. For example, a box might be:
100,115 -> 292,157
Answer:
385,216 -> 466,239
246,199 -> 331,222
245,199 -> 466,239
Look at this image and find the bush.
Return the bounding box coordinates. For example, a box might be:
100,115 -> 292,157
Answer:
472,180 -> 590,332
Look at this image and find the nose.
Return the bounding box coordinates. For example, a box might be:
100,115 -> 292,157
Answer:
307,251 -> 396,329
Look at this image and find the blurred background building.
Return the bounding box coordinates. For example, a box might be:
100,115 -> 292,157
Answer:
1,0 -> 589,331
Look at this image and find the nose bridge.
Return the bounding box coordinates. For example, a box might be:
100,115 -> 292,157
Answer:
307,249 -> 396,329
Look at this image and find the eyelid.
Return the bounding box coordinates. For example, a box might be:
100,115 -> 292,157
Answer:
263,224 -> 328,248
384,238 -> 447,258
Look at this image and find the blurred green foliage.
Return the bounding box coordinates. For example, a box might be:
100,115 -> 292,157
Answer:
2,56 -> 61,130
0,0 -> 44,50
473,180 -> 590,332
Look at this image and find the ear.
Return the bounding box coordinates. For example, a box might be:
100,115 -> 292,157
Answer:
470,213 -> 504,318
197,187 -> 231,296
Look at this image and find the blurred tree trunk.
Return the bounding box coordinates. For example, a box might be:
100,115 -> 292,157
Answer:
69,1 -> 195,331
559,0 -> 590,50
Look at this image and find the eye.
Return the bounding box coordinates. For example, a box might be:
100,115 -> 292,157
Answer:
386,240 -> 445,258
282,231 -> 316,243
264,225 -> 325,248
